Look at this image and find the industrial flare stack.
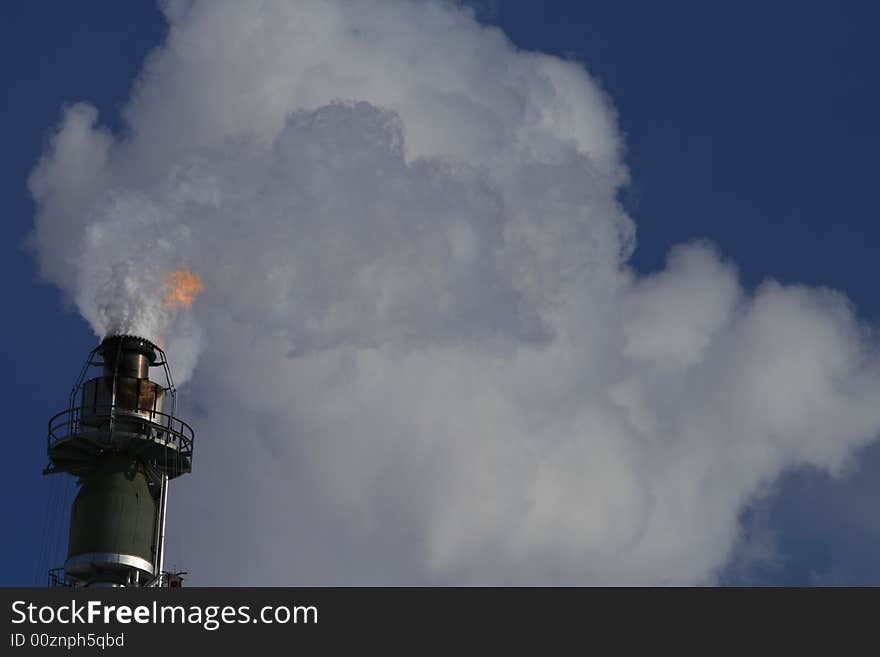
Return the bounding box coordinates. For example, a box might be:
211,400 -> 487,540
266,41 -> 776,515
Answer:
45,335 -> 195,587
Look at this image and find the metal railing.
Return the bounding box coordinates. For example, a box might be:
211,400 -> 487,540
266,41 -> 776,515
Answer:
48,403 -> 194,477
47,568 -> 72,588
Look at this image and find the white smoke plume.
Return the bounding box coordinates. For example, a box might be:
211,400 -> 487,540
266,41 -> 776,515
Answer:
28,0 -> 880,584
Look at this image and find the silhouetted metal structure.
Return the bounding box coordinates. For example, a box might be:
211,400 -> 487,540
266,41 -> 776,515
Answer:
46,335 -> 194,587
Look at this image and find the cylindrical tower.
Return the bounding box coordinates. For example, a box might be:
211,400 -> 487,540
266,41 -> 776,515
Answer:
46,335 -> 195,587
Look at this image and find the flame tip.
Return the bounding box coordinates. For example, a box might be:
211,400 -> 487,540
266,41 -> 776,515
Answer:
162,268 -> 203,311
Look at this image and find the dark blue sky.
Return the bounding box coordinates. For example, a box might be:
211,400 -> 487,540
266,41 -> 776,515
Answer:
3,0 -> 880,585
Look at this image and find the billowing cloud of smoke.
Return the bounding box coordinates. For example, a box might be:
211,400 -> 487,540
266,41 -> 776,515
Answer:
28,0 -> 880,584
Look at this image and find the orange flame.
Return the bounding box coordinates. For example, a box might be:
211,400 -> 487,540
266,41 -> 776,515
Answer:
162,268 -> 203,310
